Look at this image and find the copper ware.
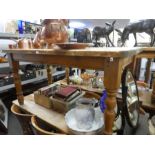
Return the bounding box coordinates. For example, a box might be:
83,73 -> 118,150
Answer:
55,43 -> 89,49
33,28 -> 43,48
17,39 -> 33,49
33,19 -> 69,48
0,57 -> 7,63
8,44 -> 13,49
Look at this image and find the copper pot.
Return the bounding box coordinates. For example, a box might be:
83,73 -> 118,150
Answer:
17,39 -> 33,49
33,19 -> 69,48
33,28 -> 42,48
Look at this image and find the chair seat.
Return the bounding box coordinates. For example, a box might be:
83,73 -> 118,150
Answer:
31,116 -> 66,135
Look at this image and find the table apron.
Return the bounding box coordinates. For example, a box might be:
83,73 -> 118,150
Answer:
136,51 -> 155,58
12,53 -> 109,70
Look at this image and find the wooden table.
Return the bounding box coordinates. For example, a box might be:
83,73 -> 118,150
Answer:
139,90 -> 155,110
134,47 -> 155,83
3,47 -> 142,134
133,47 -> 155,104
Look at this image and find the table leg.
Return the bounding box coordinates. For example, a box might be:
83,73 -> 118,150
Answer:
151,79 -> 155,103
8,54 -> 24,105
135,58 -> 141,80
130,56 -> 141,80
46,65 -> 52,85
103,58 -> 122,134
130,56 -> 137,76
145,58 -> 152,83
65,67 -> 70,85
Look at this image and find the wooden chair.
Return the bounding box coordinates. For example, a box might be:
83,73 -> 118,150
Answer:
11,104 -> 34,135
84,91 -> 101,100
31,116 -> 66,135
135,81 -> 149,115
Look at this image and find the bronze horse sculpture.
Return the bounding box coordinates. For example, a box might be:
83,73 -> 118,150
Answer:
74,28 -> 92,43
92,20 -> 116,47
121,19 -> 155,47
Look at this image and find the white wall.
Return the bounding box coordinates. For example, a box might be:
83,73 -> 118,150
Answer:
0,20 -> 7,32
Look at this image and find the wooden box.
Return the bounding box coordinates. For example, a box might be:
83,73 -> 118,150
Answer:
34,91 -> 53,109
50,91 -> 85,113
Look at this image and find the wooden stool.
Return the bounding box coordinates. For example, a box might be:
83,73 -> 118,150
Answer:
31,116 -> 66,135
11,104 -> 34,135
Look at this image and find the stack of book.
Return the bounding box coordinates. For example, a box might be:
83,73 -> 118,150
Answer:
51,86 -> 84,113
34,83 -> 60,109
54,86 -> 81,102
38,83 -> 60,97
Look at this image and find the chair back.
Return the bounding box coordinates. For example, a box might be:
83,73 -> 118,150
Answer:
11,104 -> 34,135
84,91 -> 101,100
31,116 -> 65,135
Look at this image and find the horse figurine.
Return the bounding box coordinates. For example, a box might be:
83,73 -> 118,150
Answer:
92,20 -> 116,47
120,19 -> 155,47
74,28 -> 92,43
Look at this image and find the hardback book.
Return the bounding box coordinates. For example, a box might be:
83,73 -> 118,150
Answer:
38,83 -> 59,97
54,86 -> 79,100
54,90 -> 81,102
65,90 -> 81,102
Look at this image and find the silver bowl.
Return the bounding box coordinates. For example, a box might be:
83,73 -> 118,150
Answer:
65,107 -> 104,135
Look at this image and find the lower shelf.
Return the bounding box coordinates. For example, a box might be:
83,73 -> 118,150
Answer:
13,94 -> 69,134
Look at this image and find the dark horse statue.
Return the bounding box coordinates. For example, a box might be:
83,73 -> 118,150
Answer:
74,28 -> 91,43
92,20 -> 116,47
121,19 -> 155,47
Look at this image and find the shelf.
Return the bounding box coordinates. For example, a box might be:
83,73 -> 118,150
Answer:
0,62 -> 33,69
0,33 -> 35,40
0,70 -> 65,93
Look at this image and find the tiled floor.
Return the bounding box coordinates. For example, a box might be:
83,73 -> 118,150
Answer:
7,111 -> 22,135
123,114 -> 149,135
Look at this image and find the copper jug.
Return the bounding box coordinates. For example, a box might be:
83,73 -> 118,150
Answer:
33,28 -> 42,48
17,38 -> 33,49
